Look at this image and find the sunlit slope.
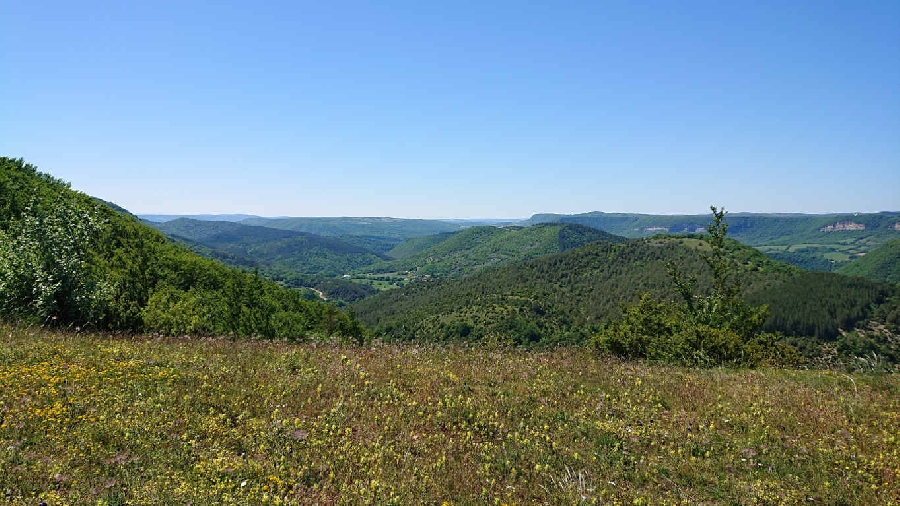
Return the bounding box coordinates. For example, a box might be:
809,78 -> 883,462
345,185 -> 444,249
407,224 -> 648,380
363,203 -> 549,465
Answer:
0,157 -> 361,339
837,238 -> 900,284
358,223 -> 625,279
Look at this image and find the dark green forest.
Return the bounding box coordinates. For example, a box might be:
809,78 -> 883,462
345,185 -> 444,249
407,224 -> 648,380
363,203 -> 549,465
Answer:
0,157 -> 362,340
353,234 -> 900,362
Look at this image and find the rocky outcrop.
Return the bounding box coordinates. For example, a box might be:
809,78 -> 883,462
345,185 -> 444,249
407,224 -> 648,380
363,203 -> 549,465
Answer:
820,221 -> 866,232
894,222 -> 900,231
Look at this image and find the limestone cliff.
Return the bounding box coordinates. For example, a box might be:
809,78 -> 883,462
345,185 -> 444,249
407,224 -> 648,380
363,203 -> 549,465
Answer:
820,221 -> 865,232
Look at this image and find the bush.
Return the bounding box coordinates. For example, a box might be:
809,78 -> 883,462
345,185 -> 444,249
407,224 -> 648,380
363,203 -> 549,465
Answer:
595,207 -> 798,367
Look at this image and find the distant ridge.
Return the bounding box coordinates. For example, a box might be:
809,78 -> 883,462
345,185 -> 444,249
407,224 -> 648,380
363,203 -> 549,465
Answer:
520,210 -> 900,272
140,214 -> 267,223
151,218 -> 388,278
240,216 -> 468,240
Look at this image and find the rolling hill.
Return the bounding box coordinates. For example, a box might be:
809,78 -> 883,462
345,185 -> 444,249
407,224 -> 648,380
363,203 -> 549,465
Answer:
523,211 -> 900,271
386,231 -> 461,259
139,213 -> 263,223
240,216 -> 468,241
353,235 -> 899,350
837,238 -> 900,284
356,223 -> 625,280
152,218 -> 387,277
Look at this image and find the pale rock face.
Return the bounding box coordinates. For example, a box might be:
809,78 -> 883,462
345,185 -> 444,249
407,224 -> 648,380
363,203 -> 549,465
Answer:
820,221 -> 866,232
894,222 -> 900,231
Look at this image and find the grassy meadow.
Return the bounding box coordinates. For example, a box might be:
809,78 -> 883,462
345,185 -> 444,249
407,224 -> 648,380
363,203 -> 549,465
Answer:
1,325 -> 899,505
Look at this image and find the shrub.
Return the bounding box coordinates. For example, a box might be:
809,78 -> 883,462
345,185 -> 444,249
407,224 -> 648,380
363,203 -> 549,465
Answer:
595,207 -> 797,367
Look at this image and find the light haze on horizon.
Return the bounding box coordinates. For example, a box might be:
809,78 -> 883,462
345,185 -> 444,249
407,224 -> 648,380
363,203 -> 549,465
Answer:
2,1 -> 898,219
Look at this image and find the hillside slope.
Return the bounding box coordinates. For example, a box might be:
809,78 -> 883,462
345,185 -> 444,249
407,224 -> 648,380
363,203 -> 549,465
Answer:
837,238 -> 900,284
0,157 -> 362,340
386,231 -> 461,259
358,223 -> 625,279
523,211 -> 900,271
152,218 -> 387,276
354,236 -> 899,346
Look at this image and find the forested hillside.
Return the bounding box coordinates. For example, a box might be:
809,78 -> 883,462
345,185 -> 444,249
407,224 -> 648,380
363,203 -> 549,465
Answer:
149,219 -> 382,301
152,218 -> 387,276
525,211 -> 900,272
386,231 -> 461,259
0,157 -> 362,340
358,223 -> 624,279
354,236 -> 900,357
837,238 -> 900,284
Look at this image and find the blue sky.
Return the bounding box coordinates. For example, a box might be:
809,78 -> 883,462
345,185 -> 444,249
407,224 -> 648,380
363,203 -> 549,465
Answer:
2,1 -> 898,218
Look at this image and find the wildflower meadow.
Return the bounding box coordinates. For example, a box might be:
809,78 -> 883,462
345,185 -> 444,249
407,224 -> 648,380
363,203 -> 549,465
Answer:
1,324 -> 898,504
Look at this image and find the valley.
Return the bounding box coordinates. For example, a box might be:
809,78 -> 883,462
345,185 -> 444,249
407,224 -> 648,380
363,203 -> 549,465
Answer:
5,1 -> 897,503
2,157 -> 899,506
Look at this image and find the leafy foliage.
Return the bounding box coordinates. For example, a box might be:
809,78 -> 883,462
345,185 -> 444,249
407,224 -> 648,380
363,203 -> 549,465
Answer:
596,207 -> 797,366
0,157 -> 362,340
0,195 -> 106,324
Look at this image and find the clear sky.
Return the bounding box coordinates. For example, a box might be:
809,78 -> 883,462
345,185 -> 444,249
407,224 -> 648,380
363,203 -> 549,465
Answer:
2,1 -> 898,218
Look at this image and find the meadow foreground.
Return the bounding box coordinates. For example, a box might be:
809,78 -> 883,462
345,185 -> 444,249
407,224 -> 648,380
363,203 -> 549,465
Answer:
1,325 -> 898,505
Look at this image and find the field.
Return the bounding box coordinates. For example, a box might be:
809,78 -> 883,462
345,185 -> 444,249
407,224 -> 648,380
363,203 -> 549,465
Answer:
2,325 -> 899,505
346,273 -> 412,291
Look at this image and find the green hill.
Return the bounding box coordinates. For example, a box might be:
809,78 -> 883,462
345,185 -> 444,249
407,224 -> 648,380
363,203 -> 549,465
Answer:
240,216 -> 468,240
336,234 -> 404,255
152,218 -> 387,277
386,231 -> 461,259
837,238 -> 900,284
353,236 -> 899,350
150,218 -> 383,301
523,211 -> 900,271
357,223 -> 625,281
0,157 -> 362,340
